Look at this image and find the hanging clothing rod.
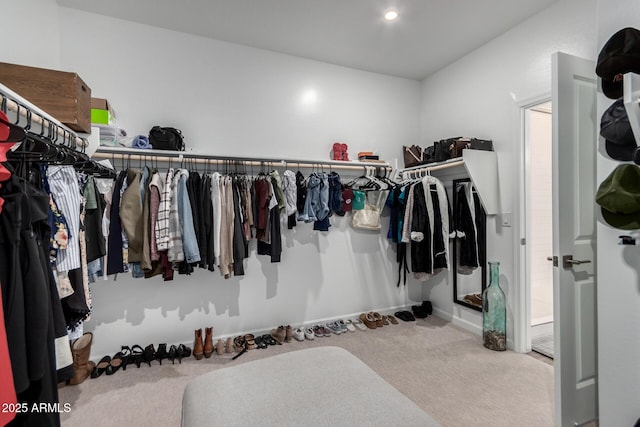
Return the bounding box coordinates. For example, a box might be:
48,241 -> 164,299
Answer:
396,158 -> 465,180
0,83 -> 87,149
92,146 -> 392,172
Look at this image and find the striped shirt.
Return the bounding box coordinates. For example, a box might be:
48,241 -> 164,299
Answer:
48,165 -> 82,272
167,170 -> 184,263
156,168 -> 173,251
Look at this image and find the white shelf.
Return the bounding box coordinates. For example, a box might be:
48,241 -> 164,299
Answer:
396,149 -> 500,215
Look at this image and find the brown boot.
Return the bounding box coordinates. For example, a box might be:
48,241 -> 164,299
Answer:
285,325 -> 293,343
271,326 -> 286,344
204,327 -> 214,358
193,329 -> 204,360
69,332 -> 93,385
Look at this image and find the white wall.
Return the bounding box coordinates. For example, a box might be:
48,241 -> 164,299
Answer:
527,109 -> 553,325
418,0 -> 597,342
58,8 -> 419,163
0,0 -> 60,69
596,1 -> 640,425
55,8 -> 422,357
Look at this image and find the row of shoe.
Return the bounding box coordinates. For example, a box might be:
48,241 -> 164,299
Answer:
91,343 -> 192,378
358,312 -> 400,329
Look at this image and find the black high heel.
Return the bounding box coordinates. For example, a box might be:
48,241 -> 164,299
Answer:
178,344 -> 191,360
131,345 -> 144,368
143,344 -> 155,367
168,345 -> 178,364
120,346 -> 131,371
106,352 -> 124,375
155,343 -> 168,365
91,355 -> 111,378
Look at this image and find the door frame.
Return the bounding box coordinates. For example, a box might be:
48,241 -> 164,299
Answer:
513,92 -> 551,354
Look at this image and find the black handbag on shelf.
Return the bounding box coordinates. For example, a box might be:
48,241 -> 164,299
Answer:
434,137 -> 459,162
469,138 -> 493,151
148,126 -> 185,151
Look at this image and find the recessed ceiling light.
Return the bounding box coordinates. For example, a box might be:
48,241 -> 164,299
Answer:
384,10 -> 399,21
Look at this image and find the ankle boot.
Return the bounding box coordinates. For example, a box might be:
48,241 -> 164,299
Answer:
332,142 -> 344,160
69,332 -> 94,385
216,339 -> 225,355
285,325 -> 293,343
204,327 -> 214,358
193,328 -> 204,360
341,143 -> 350,161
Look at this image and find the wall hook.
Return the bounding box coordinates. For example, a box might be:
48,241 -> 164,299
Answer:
619,235 -> 637,245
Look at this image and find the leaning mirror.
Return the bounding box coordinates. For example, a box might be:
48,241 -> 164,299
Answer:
452,178 -> 487,311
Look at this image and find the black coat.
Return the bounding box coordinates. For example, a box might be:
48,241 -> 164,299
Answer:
455,184 -> 485,270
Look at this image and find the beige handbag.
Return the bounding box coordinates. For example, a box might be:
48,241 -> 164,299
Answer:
351,190 -> 386,231
351,204 -> 381,231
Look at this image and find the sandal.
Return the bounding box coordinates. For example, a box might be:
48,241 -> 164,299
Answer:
255,335 -> 268,349
394,310 -> 416,322
386,315 -> 399,325
260,334 -> 277,346
131,345 -> 144,368
233,336 -> 246,352
371,312 -> 385,327
231,341 -> 247,361
244,334 -> 257,350
359,313 -> 377,329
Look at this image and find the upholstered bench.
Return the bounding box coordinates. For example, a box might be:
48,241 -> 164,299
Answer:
182,346 -> 440,426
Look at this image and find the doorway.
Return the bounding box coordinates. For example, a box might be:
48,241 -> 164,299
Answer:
524,100 -> 554,359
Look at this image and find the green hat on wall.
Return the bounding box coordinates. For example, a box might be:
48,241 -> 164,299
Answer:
595,164 -> 640,230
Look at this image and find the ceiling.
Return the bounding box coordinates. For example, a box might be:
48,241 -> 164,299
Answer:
56,0 -> 559,80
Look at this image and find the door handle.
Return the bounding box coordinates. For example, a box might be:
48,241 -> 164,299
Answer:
547,256 -> 558,266
562,255 -> 591,269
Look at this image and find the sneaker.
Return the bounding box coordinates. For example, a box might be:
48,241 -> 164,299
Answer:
312,325 -> 324,338
343,319 -> 356,332
304,327 -> 315,340
293,328 -> 305,342
352,318 -> 367,331
336,319 -> 349,333
326,322 -> 342,335
320,325 -> 332,337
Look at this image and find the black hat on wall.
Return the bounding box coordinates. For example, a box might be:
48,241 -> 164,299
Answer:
600,98 -> 637,161
596,27 -> 640,99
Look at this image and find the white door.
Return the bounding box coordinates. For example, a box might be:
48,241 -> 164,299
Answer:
552,52 -> 598,426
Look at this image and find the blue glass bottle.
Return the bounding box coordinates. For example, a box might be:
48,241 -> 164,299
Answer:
482,262 -> 506,351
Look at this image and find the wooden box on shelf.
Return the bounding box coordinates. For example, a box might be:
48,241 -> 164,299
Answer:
0,61 -> 92,133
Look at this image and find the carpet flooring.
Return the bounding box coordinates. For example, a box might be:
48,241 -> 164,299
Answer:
58,316 -> 554,427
